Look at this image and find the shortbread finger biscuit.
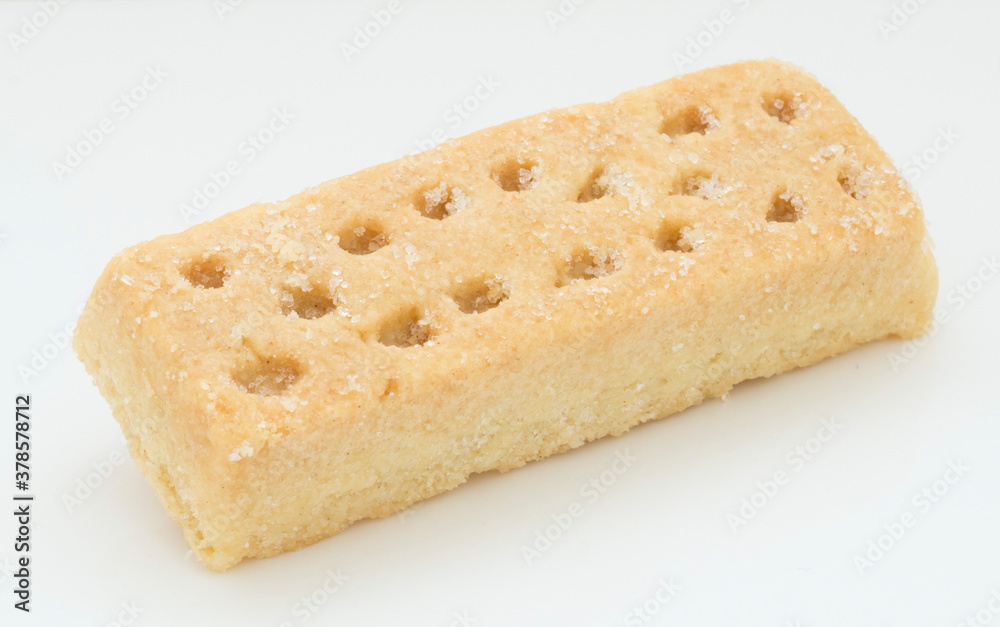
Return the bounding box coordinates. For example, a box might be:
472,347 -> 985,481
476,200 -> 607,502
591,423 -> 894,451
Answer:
74,59 -> 936,571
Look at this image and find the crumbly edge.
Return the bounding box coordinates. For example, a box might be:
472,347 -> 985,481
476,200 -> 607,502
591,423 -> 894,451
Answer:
73,279 -> 236,570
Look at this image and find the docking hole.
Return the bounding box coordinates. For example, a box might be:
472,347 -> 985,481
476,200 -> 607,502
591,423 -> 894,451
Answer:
660,105 -> 717,139
678,171 -> 725,199
452,275 -> 510,314
418,183 -> 472,219
557,246 -> 623,287
233,358 -> 300,396
493,157 -> 540,192
577,166 -> 609,203
763,92 -> 800,124
338,224 -> 388,255
837,168 -> 870,200
767,191 -> 803,223
655,221 -> 697,252
377,307 -> 431,348
281,285 -> 336,319
577,164 -> 635,203
183,257 -> 229,289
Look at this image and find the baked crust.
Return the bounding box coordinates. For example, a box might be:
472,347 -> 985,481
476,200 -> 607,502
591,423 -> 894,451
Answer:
74,59 -> 937,571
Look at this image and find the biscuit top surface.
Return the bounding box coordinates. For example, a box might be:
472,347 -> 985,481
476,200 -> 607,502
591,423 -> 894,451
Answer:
82,59 -> 925,462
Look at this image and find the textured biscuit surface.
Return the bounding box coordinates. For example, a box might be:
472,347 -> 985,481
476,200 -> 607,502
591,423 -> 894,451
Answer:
74,60 -> 936,570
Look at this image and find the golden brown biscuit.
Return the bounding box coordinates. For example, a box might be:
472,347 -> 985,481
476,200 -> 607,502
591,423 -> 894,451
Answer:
74,59 -> 936,571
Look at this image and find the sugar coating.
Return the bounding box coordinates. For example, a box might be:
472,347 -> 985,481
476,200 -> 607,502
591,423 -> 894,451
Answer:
423,183 -> 472,217
73,60 -> 937,571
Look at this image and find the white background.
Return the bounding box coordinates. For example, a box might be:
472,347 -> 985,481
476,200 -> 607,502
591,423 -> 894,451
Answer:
1,1 -> 999,626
